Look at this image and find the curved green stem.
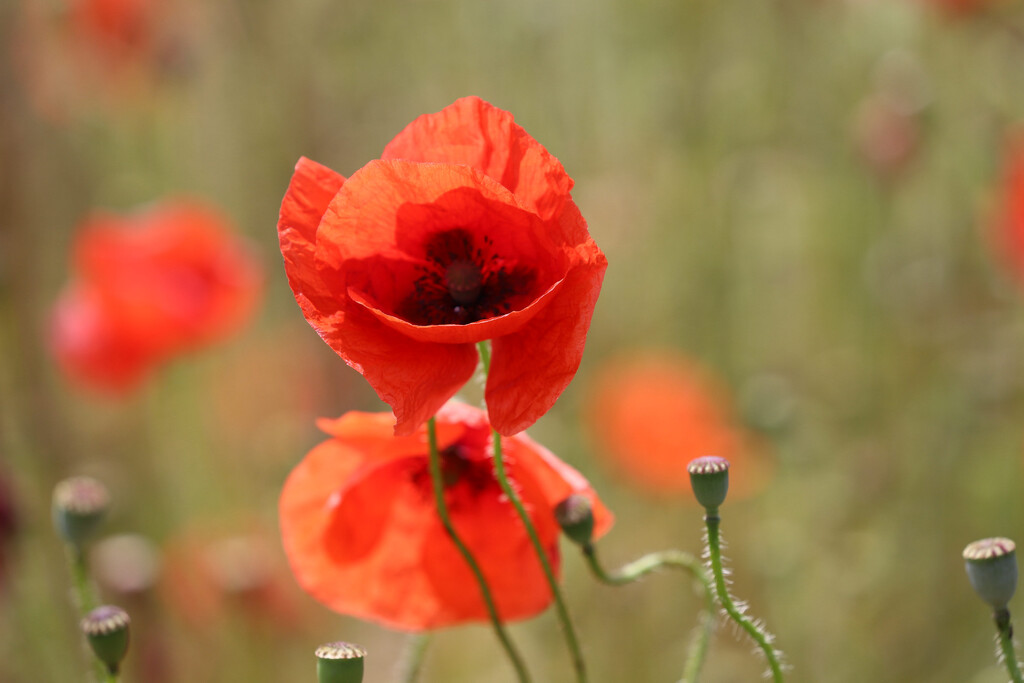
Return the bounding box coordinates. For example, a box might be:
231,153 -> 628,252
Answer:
995,609 -> 1024,683
426,418 -> 531,683
477,341 -> 587,683
704,513 -> 785,682
582,545 -> 714,683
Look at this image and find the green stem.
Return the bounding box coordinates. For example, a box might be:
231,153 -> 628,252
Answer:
397,633 -> 430,683
704,513 -> 785,682
69,547 -> 99,614
426,418 -> 531,683
582,545 -> 714,683
995,609 -> 1024,683
66,547 -> 108,682
477,341 -> 587,683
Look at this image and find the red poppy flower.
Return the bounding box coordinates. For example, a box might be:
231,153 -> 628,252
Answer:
11,0 -> 199,121
922,0 -> 993,16
160,520 -> 305,633
278,401 -> 613,631
50,199 -> 263,393
585,351 -> 772,499
992,135 -> 1024,283
68,0 -> 154,62
278,97 -> 607,437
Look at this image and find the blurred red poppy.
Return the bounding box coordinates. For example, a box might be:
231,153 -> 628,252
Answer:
585,351 -> 771,499
992,136 -> 1024,283
279,401 -> 613,631
12,0 -> 197,120
160,520 -> 305,633
922,0 -> 993,16
278,96 -> 607,437
50,200 -> 263,393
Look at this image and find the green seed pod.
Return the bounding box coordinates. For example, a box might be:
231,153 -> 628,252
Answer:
964,538 -> 1018,610
316,642 -> 366,683
687,456 -> 730,512
81,605 -> 131,674
554,494 -> 595,547
52,477 -> 109,550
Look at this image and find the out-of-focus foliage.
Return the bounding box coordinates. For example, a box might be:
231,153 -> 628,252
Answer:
3,0 -> 1024,680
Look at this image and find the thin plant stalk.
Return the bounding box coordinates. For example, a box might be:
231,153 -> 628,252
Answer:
426,417 -> 531,683
397,633 -> 431,683
68,547 -> 98,614
704,512 -> 785,682
66,547 -> 109,682
995,609 -> 1024,683
477,341 -> 588,683
582,545 -> 714,683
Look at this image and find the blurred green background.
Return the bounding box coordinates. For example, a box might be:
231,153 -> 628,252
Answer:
4,0 -> 1024,680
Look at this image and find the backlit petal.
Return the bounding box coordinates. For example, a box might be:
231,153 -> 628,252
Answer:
382,96 -> 573,220
486,240 -> 607,435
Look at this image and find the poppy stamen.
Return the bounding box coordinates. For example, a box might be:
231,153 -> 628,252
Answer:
396,228 -> 537,326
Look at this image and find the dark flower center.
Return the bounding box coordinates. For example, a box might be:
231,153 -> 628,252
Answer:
397,229 -> 536,325
410,443 -> 496,502
445,260 -> 483,305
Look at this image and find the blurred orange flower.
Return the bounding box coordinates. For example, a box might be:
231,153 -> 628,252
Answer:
50,199 -> 262,393
279,401 -> 613,631
585,351 -> 771,499
278,96 -> 607,437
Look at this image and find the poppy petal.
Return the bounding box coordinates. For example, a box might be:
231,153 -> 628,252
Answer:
277,156 -> 346,315
279,402 -> 613,631
486,240 -> 608,435
382,96 -> 573,220
279,160 -> 480,436
316,411 -> 466,459
50,283 -> 154,392
502,432 -> 614,540
419,467 -> 559,626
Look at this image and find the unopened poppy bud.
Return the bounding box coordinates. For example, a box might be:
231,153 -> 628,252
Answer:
964,538 -> 1018,610
53,476 -> 109,549
316,641 -> 366,683
687,456 -> 730,512
555,494 -> 595,547
81,605 -> 130,674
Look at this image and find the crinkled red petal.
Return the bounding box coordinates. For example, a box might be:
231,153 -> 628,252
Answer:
279,159 -> 479,436
382,96 -> 574,221
486,237 -> 607,435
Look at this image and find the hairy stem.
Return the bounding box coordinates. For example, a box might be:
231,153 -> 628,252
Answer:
704,512 -> 785,682
995,609 -> 1024,683
582,545 -> 714,683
